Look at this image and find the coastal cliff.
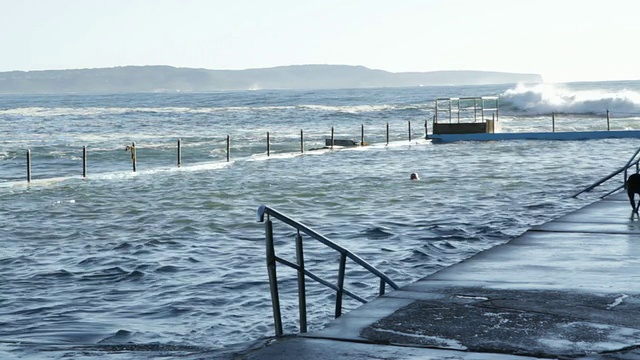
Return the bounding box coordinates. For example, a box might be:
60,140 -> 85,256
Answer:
0,64 -> 542,94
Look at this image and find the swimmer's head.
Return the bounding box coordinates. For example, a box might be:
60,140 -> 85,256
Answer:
410,173 -> 419,180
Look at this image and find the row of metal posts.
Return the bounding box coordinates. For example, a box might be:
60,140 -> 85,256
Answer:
24,121 -> 425,183
264,120 -> 422,154
27,144 -> 102,182
551,110 -> 611,132
23,111 -> 624,182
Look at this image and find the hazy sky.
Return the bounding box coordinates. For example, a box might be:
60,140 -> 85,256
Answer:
2,0 -> 639,83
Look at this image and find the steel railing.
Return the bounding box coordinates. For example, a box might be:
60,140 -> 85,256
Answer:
257,205 -> 399,336
572,145 -> 640,198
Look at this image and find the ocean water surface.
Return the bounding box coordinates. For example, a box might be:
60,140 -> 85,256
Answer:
1,81 -> 640,359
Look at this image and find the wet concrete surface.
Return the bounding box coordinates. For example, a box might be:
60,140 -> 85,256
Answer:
363,288 -> 640,358
235,192 -> 640,359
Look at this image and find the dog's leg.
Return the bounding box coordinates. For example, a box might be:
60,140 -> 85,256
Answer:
632,192 -> 640,213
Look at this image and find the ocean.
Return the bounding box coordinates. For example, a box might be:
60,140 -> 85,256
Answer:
1,81 -> 640,359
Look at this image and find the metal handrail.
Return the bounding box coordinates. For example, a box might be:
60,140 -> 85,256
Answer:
257,205 -> 399,336
572,145 -> 640,198
434,96 -> 499,124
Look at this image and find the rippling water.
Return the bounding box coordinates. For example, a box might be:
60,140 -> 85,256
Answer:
1,82 -> 640,359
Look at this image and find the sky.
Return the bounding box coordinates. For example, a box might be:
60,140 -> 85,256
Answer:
2,0 -> 639,83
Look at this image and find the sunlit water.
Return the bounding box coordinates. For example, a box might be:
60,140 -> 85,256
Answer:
1,81 -> 640,359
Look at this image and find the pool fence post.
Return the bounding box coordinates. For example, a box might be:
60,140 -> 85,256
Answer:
82,146 -> 87,178
26,149 -> 31,183
267,132 -> 270,157
361,124 -> 365,146
552,112 -> 555,133
177,138 -> 182,168
607,109 -> 610,131
408,120 -> 412,142
386,122 -> 389,145
227,135 -> 230,162
300,129 -> 304,153
331,127 -> 334,149
131,142 -> 137,172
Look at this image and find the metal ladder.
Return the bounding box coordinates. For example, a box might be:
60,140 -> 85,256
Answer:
257,205 -> 399,336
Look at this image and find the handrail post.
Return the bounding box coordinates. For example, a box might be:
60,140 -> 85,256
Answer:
265,216 -> 283,336
330,127 -> 334,149
361,124 -> 364,146
267,132 -> 270,157
177,138 -> 182,168
434,100 -> 438,123
424,118 -> 428,139
473,98 -> 477,122
408,120 -> 412,142
491,113 -> 496,133
607,109 -> 611,131
300,129 -> 304,153
226,135 -> 230,162
26,149 -> 31,183
257,205 -> 400,335
335,252 -> 347,318
295,231 -> 308,333
82,146 -> 87,178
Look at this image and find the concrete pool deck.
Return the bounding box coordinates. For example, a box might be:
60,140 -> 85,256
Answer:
236,191 -> 640,359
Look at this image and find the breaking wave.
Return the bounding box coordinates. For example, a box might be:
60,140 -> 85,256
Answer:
500,83 -> 640,116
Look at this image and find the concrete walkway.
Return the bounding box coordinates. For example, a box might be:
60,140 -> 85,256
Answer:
237,192 -> 640,359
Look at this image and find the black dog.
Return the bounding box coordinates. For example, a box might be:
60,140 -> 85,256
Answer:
627,173 -> 640,213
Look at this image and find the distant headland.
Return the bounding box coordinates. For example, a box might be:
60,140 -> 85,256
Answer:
0,65 -> 542,94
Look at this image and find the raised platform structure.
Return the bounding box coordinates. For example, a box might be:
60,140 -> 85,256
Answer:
428,96 -> 640,143
431,96 -> 500,140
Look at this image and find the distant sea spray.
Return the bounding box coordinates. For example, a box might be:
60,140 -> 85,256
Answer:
3,82 -> 639,122
500,82 -> 640,116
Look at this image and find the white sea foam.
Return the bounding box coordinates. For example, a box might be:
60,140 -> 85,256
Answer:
299,103 -> 426,114
502,83 -> 640,116
245,152 -> 303,161
607,294 -> 628,309
180,161 -> 232,171
0,105 -> 306,118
